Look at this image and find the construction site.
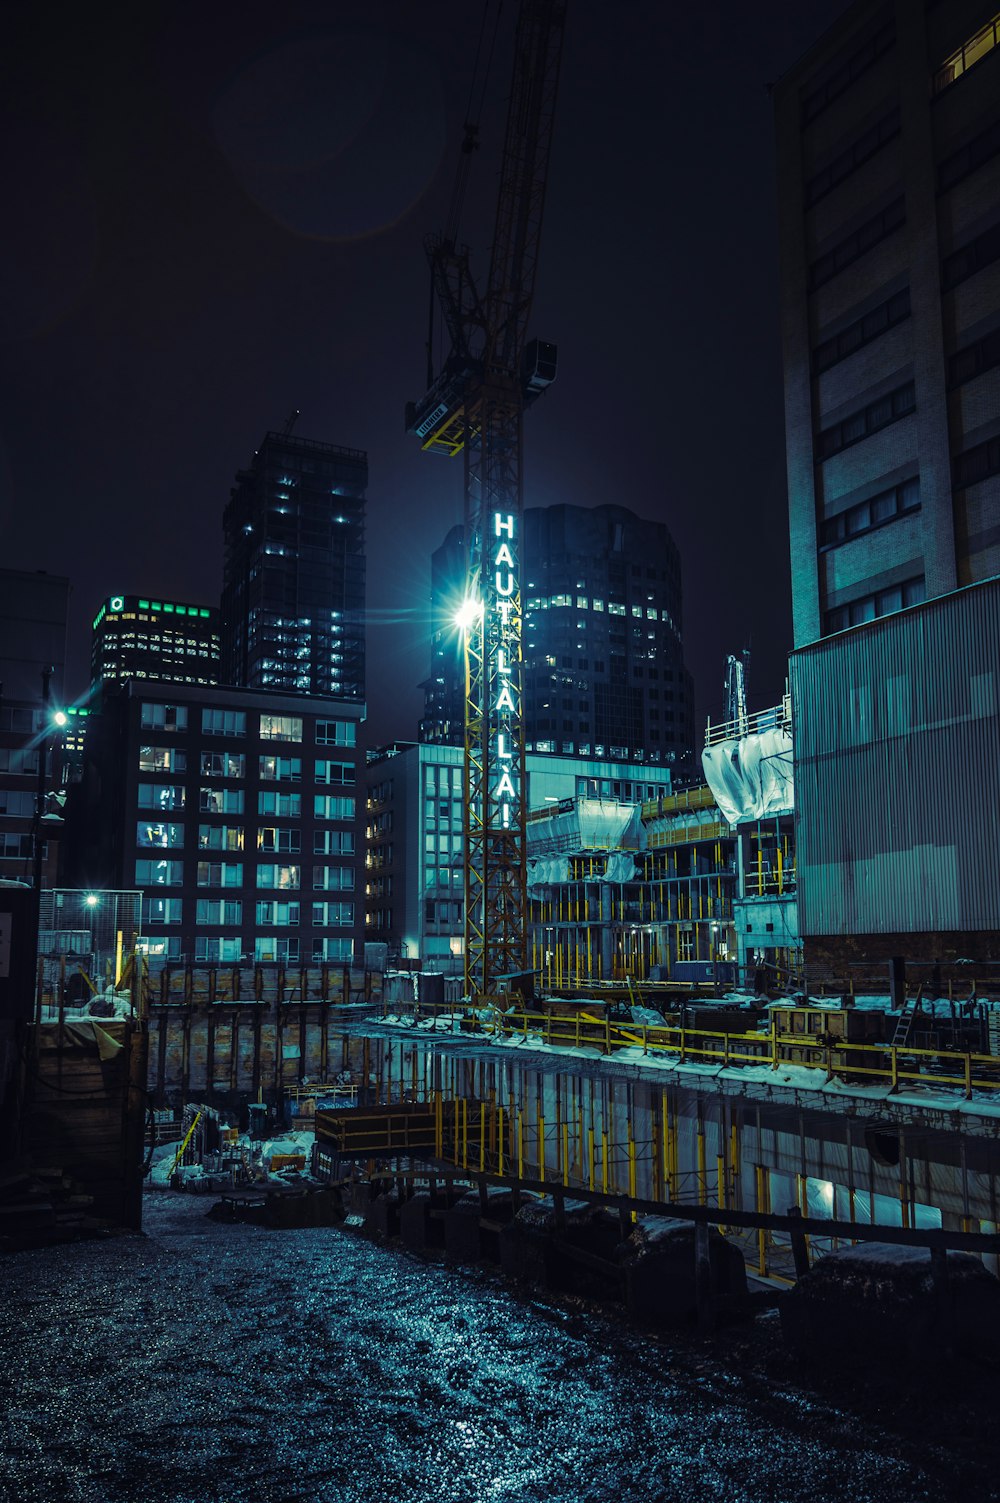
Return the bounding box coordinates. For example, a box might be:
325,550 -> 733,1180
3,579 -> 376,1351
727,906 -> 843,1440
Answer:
4,0 -> 1000,1497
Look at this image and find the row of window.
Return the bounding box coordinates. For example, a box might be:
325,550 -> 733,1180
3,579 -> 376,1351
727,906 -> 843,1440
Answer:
804,106 -> 899,208
0,708 -> 44,733
139,703 -> 355,745
953,434 -> 1000,490
800,17 -> 894,125
939,116 -> 1000,195
0,748 -> 39,775
136,857 -> 356,889
0,832 -> 32,858
135,841 -> 355,888
198,824 -> 340,857
143,897 -> 355,926
527,740 -> 663,763
813,288 -> 910,375
139,785 -> 356,820
943,220 -> 1000,292
526,596 -> 664,621
819,477 -> 920,550
197,755 -> 355,783
809,197 -> 904,292
815,380 -> 915,461
934,13 -> 1000,94
140,936 -> 354,963
823,576 -> 925,634
0,791 -> 34,818
948,326 -> 1000,390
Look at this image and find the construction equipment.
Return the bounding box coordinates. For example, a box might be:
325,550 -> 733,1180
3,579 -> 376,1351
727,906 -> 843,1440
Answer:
406,0 -> 567,1000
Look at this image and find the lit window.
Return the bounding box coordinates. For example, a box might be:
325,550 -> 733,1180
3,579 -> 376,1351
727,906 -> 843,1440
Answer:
259,714 -> 303,742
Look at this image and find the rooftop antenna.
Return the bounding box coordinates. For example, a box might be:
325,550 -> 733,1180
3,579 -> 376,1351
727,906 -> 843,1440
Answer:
283,410 -> 300,436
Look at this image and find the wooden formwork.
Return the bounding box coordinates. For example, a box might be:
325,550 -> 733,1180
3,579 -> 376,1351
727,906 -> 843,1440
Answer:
23,1021 -> 148,1230
145,1003 -> 371,1105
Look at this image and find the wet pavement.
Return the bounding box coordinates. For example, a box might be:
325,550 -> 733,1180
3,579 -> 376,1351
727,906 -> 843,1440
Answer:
2,1193 -> 999,1503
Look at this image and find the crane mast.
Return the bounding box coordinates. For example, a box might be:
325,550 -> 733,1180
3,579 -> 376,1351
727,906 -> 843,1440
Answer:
407,0 -> 566,999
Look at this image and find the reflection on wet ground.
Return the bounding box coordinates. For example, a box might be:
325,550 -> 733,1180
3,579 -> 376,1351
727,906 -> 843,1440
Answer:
2,1195 -> 998,1503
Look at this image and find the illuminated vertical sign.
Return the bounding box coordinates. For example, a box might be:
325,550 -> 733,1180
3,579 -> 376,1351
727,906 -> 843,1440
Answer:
491,511 -> 519,830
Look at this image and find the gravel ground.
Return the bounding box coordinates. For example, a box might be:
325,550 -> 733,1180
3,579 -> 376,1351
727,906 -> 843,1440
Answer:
2,1193 -> 999,1503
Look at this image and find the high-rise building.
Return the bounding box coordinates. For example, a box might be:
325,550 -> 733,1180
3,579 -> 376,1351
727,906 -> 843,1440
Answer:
90,594 -> 220,690
0,569 -> 70,704
774,0 -> 1000,648
421,504 -> 694,767
221,430 -> 366,702
0,569 -> 70,889
776,1 -> 1000,975
68,681 -> 364,967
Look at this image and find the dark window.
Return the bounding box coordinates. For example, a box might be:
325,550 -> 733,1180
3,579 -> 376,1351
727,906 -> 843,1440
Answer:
824,576 -> 925,633
953,435 -> 1000,489
809,198 -> 905,290
939,118 -> 1000,194
942,221 -> 1000,291
804,107 -> 900,207
813,288 -> 910,373
800,18 -> 895,124
947,327 -> 1000,389
816,381 -> 915,461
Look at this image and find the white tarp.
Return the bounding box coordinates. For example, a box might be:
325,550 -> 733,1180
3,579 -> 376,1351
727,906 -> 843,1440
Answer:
526,850 -> 636,891
526,798 -> 640,858
701,727 -> 794,825
526,856 -> 571,889
604,851 -> 637,884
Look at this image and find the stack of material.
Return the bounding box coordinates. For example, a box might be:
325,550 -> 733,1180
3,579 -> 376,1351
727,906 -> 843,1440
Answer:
0,1156 -> 116,1251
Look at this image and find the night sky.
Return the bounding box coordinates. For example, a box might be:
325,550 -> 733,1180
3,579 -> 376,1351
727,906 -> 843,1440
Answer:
0,0 -> 845,746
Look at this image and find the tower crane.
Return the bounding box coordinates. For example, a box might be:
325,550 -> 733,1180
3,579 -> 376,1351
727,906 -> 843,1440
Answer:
406,0 -> 566,1000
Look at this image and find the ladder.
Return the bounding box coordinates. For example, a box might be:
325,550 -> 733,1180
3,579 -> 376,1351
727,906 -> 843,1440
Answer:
890,992 -> 920,1047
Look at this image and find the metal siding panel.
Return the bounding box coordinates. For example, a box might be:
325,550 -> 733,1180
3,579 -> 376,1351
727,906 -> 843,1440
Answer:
790,578 -> 1000,935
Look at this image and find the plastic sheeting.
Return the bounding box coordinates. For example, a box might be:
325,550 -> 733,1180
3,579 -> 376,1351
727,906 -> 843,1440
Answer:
525,797 -> 642,889
701,727 -> 794,826
526,850 -> 636,891
526,856 -> 571,889
526,797 -> 641,858
604,851 -> 637,884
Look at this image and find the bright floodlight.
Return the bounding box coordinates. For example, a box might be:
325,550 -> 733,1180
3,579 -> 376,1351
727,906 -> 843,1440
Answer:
453,598 -> 483,632
52,710 -> 69,726
84,893 -> 99,908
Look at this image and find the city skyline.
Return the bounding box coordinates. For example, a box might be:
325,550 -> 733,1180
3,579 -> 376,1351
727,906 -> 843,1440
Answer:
0,0 -> 845,743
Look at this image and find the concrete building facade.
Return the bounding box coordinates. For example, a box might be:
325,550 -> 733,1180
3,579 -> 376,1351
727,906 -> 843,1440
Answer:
777,1 -> 1000,974
775,0 -> 1000,647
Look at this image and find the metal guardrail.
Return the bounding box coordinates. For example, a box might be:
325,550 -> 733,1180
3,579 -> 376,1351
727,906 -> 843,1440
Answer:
379,1000 -> 1000,1100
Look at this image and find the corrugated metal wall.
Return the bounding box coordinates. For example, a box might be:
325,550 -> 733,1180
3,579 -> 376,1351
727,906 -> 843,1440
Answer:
790,577 -> 1000,936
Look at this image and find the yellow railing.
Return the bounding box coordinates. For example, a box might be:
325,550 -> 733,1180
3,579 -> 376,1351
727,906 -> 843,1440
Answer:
381,1000 -> 1000,1100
